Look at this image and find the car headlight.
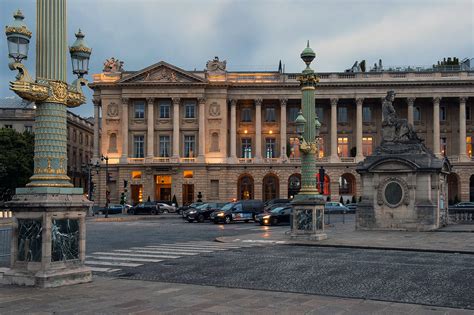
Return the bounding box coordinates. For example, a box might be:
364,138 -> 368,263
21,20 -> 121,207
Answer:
217,212 -> 224,217
188,211 -> 196,214
263,215 -> 270,219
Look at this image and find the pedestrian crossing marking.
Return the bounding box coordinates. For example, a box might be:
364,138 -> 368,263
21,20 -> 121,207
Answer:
85,241 -> 263,274
92,252 -> 180,259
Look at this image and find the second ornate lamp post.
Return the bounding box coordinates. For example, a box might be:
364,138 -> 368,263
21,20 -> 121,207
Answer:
290,41 -> 327,241
5,1 -> 93,288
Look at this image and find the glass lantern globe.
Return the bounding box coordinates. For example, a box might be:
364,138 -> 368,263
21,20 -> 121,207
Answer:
5,10 -> 32,63
294,111 -> 307,136
69,29 -> 91,78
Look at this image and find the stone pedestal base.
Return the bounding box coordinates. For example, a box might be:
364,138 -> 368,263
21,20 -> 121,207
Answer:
290,232 -> 327,241
3,266 -> 92,288
5,187 -> 92,288
290,194 -> 327,240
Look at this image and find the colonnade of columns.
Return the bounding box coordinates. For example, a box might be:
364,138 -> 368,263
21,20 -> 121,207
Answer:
95,96 -> 470,163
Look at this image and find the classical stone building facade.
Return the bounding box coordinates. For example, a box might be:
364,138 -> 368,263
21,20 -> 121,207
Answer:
89,58 -> 474,206
0,97 -> 94,193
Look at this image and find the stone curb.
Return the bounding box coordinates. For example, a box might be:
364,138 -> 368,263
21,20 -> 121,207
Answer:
86,215 -> 180,222
214,236 -> 474,255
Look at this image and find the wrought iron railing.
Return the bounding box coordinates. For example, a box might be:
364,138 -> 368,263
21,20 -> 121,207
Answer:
0,227 -> 11,267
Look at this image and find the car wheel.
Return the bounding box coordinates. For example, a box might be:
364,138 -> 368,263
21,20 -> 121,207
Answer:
198,214 -> 205,223
151,209 -> 157,215
164,210 -> 169,214
224,216 -> 231,224
128,209 -> 135,215
271,217 -> 278,225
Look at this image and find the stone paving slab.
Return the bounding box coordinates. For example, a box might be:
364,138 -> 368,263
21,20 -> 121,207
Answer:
216,222 -> 474,254
0,277 -> 471,314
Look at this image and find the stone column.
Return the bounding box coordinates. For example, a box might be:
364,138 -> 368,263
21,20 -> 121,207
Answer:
230,99 -> 237,161
172,97 -> 180,160
280,98 -> 288,160
433,97 -> 441,157
198,97 -> 206,161
459,97 -> 469,161
407,97 -> 415,126
92,98 -> 100,162
120,98 -> 129,163
356,98 -> 364,161
255,98 -> 263,161
330,98 -> 339,162
146,98 -> 154,160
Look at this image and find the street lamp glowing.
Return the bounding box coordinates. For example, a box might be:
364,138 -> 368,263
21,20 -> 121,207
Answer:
5,10 -> 31,63
70,29 -> 92,78
295,110 -> 307,136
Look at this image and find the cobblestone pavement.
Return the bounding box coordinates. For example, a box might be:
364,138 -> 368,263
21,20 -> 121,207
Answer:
0,277 -> 472,314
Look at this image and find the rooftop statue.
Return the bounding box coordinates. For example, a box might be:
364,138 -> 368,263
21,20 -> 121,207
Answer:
103,57 -> 124,73
206,56 -> 226,72
382,90 -> 420,143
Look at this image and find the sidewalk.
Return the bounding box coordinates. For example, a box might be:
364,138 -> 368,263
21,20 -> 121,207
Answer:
0,276 -> 471,314
216,221 -> 474,254
87,213 -> 180,222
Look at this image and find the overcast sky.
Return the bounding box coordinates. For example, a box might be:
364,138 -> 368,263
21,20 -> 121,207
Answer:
1,0 -> 472,117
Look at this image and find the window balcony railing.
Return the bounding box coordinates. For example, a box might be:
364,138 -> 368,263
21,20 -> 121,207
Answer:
128,158 -> 144,164
263,158 -> 279,163
180,157 -> 196,163
238,158 -> 254,164
339,157 -> 356,163
153,157 -> 171,163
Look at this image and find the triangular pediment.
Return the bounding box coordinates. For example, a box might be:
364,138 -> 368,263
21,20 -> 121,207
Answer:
119,61 -> 206,84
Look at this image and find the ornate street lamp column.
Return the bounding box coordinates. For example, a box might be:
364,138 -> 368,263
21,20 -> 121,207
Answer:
290,41 -> 327,241
4,1 -> 92,288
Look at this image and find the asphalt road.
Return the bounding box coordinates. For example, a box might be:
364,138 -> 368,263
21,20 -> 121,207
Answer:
85,215 -> 474,310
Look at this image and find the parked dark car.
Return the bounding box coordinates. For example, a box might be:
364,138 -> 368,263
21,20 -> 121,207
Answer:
178,202 -> 203,215
345,203 -> 357,213
186,202 -> 228,222
324,202 -> 349,214
127,202 -> 160,215
210,200 -> 264,224
263,199 -> 290,211
257,206 -> 292,226
94,204 -> 124,215
449,202 -> 474,209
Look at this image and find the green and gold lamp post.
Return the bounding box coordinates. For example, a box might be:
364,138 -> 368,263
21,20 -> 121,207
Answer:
4,2 -> 93,288
290,41 -> 327,241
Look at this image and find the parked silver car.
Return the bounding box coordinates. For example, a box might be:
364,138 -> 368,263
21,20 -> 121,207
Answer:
324,202 -> 350,214
156,203 -> 177,213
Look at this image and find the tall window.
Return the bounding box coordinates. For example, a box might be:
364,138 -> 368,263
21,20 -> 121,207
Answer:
159,101 -> 170,118
289,107 -> 299,122
316,107 -> 324,122
24,125 -> 33,133
133,135 -> 144,158
318,138 -> 325,158
241,108 -> 252,122
134,101 -> 145,119
159,135 -> 170,157
363,106 -> 372,122
241,138 -> 252,158
362,136 -> 373,156
414,106 -> 421,122
265,138 -> 276,158
338,107 -> 348,123
184,102 -> 196,118
338,137 -> 349,157
467,105 -> 471,121
440,106 -> 447,121
184,135 -> 195,157
467,136 -> 472,157
289,137 -> 300,158
265,107 -> 276,122
210,180 -> 219,199
441,137 -> 447,156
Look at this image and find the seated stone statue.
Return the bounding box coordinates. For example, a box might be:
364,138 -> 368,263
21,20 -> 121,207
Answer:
382,91 -> 420,143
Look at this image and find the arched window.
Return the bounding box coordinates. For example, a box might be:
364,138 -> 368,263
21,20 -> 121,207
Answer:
108,133 -> 117,153
238,175 -> 254,200
339,173 -> 356,195
262,174 -> 279,201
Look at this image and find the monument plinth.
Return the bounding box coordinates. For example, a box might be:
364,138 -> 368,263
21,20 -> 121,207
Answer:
356,91 -> 451,231
3,2 -> 92,287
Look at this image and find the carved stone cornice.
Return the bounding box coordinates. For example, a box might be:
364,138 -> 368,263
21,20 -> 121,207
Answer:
229,99 -> 237,107
255,98 -> 263,107
330,98 -> 338,106
121,97 -> 129,105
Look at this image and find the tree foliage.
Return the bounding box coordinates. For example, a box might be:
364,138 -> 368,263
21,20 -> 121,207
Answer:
0,128 -> 34,202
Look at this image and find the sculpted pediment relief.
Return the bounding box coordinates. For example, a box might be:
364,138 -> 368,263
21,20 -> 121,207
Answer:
119,61 -> 206,84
